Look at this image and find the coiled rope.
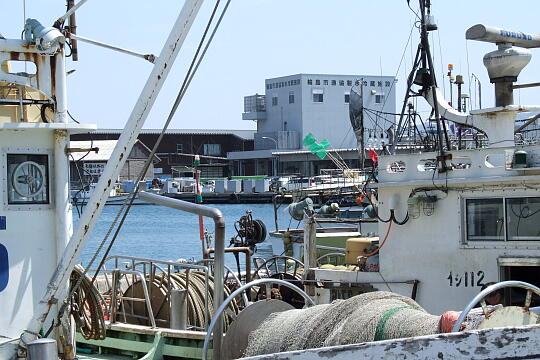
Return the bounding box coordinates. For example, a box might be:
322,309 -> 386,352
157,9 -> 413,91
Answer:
70,265 -> 106,340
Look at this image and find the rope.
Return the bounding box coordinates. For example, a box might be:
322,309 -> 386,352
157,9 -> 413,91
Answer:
374,305 -> 412,341
70,265 -> 106,340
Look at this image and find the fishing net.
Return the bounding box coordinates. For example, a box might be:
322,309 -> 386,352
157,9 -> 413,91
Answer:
245,291 -> 441,356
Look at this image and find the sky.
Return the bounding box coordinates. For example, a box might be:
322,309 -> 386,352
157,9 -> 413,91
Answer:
2,0 -> 540,131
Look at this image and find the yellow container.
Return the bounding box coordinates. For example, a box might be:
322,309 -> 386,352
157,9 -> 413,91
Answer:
345,237 -> 377,264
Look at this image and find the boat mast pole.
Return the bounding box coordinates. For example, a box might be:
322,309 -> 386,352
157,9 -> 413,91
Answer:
419,0 -> 449,171
28,0 -> 204,336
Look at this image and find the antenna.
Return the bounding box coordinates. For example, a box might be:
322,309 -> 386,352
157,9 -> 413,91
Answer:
466,24 -> 540,107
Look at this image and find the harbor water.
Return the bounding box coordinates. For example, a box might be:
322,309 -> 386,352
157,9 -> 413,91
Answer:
77,203 -> 281,270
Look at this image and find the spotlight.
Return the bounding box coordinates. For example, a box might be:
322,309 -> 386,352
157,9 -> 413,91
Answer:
24,19 -> 65,52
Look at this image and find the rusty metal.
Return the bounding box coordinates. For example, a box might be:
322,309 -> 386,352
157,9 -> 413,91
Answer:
67,0 -> 79,61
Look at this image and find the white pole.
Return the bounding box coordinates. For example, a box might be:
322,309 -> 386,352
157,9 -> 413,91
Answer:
27,0 -> 204,335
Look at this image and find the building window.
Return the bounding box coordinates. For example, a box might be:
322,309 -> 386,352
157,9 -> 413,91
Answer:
176,144 -> 183,154
347,80 -> 353,86
323,80 -> 329,85
370,80 -> 375,86
266,84 -> 270,90
288,80 -> 291,86
331,80 -> 337,86
385,81 -> 391,87
272,96 -> 278,106
375,94 -> 385,103
339,80 -> 345,86
289,91 -> 295,104
307,79 -> 313,85
313,93 -> 324,103
203,144 -> 221,156
466,198 -> 505,242
344,94 -> 350,103
315,79 -> 321,85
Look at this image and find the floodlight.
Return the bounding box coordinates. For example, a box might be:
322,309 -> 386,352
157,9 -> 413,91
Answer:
24,19 -> 65,52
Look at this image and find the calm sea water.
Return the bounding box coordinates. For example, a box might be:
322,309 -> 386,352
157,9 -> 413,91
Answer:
76,203 -> 281,270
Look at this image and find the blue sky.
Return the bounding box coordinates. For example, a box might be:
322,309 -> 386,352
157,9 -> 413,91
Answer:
2,0 -> 540,131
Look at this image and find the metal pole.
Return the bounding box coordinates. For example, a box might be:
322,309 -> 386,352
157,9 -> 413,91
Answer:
29,0 -> 204,335
138,192 -> 225,358
170,289 -> 188,330
303,216 -> 317,297
68,33 -> 155,63
67,0 -> 79,61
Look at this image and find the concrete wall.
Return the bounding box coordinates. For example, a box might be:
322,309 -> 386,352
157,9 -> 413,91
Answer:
256,73 -> 396,151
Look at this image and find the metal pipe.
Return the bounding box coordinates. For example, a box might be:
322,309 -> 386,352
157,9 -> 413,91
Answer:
451,280 -> 540,332
68,33 -> 155,63
139,191 -> 225,356
202,278 -> 315,360
170,289 -> 188,330
30,0 -> 204,336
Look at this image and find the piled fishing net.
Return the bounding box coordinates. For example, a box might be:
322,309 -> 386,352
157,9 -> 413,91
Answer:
245,291 -> 440,356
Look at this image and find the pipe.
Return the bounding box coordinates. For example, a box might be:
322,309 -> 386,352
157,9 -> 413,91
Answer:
202,278 -> 315,360
68,34 -> 155,63
29,0 -> 204,337
139,192 -> 225,357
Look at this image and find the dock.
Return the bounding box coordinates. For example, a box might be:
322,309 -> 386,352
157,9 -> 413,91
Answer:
162,192 -> 279,204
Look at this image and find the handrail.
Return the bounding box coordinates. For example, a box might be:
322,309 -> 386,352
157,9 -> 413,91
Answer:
106,269 -> 157,328
202,278 -> 315,360
139,191 -> 226,356
195,259 -> 249,308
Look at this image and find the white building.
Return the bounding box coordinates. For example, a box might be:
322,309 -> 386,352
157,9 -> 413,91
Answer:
229,73 -> 397,176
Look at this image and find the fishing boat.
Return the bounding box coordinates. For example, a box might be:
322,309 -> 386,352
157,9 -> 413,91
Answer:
2,0 -> 540,360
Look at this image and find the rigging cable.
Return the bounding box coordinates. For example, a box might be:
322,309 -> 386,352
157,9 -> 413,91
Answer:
89,0 -> 231,284
60,0 -> 232,333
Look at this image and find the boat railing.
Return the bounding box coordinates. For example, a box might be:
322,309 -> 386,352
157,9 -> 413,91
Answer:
379,144 -> 540,185
91,255 -> 211,330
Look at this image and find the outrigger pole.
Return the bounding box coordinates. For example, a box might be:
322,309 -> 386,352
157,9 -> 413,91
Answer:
27,0 -> 205,339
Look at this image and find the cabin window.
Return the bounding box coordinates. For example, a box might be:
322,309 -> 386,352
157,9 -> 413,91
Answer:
7,154 -> 49,205
506,197 -> 540,241
466,198 -> 504,242
465,196 -> 540,243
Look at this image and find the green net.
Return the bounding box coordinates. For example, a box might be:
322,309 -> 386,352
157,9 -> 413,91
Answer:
303,134 -> 331,160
